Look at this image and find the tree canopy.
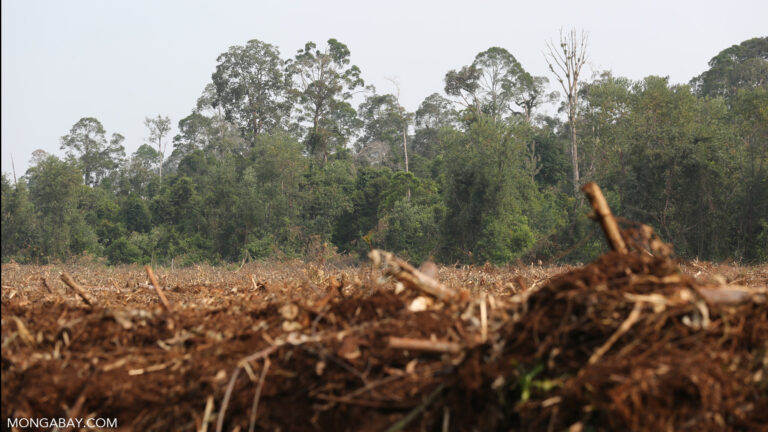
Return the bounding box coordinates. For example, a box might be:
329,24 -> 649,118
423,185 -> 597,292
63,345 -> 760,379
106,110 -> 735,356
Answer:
4,35 -> 767,265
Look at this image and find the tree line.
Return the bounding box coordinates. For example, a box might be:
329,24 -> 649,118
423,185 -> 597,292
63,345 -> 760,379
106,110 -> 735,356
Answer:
2,35 -> 767,265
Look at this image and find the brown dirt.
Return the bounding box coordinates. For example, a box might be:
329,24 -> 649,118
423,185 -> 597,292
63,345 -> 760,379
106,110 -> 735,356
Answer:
2,253 -> 766,431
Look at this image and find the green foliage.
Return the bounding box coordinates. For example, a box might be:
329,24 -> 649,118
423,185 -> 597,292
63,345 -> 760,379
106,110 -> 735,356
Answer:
143,115 -> 171,178
1,176 -> 39,261
60,117 -> 125,186
756,220 -> 768,262
239,133 -> 308,257
729,87 -> 768,260
356,93 -> 405,161
302,158 -> 356,244
26,156 -> 95,259
4,37 -> 768,265
246,234 -> 277,260
288,39 -> 364,162
171,113 -> 213,157
531,123 -> 569,187
413,94 -> 456,159
475,215 -> 535,263
106,236 -> 143,264
378,171 -> 439,213
441,116 -> 543,263
444,47 -> 550,124
133,144 -> 162,170
121,194 -> 152,233
379,199 -> 442,263
171,232 -> 214,266
332,166 -> 393,254
81,187 -> 123,246
615,77 -> 737,258
691,37 -> 768,99
209,40 -> 290,141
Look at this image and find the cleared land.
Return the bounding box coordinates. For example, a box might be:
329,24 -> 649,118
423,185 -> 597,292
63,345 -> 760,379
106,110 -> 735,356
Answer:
2,253 -> 766,431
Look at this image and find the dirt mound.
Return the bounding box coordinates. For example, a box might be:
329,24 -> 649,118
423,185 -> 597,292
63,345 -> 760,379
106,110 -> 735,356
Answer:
505,250 -> 767,430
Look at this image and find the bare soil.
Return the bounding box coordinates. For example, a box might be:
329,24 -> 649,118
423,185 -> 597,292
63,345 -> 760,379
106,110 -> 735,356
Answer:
2,255 -> 766,431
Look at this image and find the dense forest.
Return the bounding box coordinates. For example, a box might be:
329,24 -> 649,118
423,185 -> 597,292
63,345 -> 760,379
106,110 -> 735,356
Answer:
2,35 -> 767,265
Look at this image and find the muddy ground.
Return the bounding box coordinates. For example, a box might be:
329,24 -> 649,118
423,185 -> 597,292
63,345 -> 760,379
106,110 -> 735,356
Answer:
2,251 -> 767,431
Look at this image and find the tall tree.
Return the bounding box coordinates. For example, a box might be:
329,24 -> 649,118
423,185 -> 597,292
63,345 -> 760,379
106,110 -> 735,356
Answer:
730,86 -> 768,259
510,72 -> 558,124
210,39 -> 290,142
444,47 -> 526,123
444,64 -> 481,118
60,117 -> 125,186
441,117 -> 540,263
691,37 -> 768,99
578,71 -> 632,184
288,39 -> 364,164
690,37 -> 768,260
1,176 -> 38,260
119,144 -> 161,199
413,93 -> 456,158
144,115 -> 171,178
356,84 -> 414,199
618,77 -> 736,258
236,134 -> 307,259
26,156 -> 93,259
356,93 -> 402,152
386,79 -> 413,198
546,29 -> 589,198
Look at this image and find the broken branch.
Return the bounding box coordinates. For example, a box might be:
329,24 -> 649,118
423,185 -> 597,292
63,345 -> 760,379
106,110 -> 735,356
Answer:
371,250 -> 456,300
387,336 -> 462,354
581,182 -> 628,254
247,358 -> 271,432
145,265 -> 173,313
60,272 -> 95,306
588,302 -> 643,365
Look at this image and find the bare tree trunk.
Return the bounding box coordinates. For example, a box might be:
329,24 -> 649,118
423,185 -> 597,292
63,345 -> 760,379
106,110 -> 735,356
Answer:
387,78 -> 412,201
403,121 -> 411,201
546,29 -> 589,200
157,136 -> 163,180
252,111 -> 260,146
10,154 -> 17,185
570,111 -> 580,197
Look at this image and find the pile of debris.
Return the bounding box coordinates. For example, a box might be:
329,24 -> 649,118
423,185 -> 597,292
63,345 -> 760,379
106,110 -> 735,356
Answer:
2,183 -> 766,431
499,184 -> 768,430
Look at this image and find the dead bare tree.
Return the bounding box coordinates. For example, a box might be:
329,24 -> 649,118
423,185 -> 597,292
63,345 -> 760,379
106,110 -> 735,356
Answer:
545,29 -> 589,199
386,78 -> 412,201
144,115 -> 171,179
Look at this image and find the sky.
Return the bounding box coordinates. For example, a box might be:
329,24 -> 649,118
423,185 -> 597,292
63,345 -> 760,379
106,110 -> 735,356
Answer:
2,0 -> 767,177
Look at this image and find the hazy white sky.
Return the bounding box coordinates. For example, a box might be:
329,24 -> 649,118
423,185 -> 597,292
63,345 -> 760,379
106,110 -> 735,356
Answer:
2,0 -> 766,176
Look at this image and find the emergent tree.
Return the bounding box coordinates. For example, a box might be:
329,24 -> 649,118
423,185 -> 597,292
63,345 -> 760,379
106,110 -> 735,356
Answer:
60,117 -> 125,187
288,39 -> 364,164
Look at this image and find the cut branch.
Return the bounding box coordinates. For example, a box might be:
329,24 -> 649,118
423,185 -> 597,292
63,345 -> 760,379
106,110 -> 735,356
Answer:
384,383 -> 446,432
60,272 -> 95,306
582,182 -> 628,254
370,250 -> 456,300
247,358 -> 271,432
588,302 -> 642,365
145,265 -> 173,313
387,336 -> 462,354
216,367 -> 241,432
